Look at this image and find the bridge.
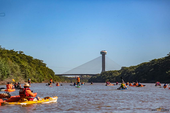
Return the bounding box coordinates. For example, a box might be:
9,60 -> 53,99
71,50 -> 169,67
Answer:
56,51 -> 121,77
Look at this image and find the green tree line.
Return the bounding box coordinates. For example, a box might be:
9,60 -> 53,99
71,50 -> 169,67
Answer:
0,46 -> 68,83
89,53 -> 170,83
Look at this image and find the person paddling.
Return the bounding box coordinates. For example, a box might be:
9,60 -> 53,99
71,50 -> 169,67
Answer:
19,83 -> 40,101
77,77 -> 80,86
28,78 -> 31,84
163,83 -> 168,88
50,78 -> 53,85
120,82 -> 127,89
119,77 -> 127,89
6,82 -> 14,89
16,82 -> 22,89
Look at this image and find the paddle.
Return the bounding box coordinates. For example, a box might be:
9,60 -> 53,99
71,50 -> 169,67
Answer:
0,87 -> 6,91
120,77 -> 125,83
12,79 -> 15,82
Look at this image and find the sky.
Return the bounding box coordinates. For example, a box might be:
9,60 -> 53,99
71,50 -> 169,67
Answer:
0,0 -> 170,74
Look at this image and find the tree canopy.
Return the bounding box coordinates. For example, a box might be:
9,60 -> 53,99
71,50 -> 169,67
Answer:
0,46 -> 61,83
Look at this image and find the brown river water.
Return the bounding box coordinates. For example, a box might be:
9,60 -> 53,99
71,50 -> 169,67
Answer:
0,83 -> 169,113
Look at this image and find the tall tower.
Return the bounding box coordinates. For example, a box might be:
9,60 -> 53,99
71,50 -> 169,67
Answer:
100,50 -> 107,72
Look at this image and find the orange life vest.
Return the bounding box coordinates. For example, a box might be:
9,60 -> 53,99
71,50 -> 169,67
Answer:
77,77 -> 80,82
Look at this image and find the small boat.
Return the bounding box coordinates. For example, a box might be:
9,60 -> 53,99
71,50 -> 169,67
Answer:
2,96 -> 58,105
106,84 -> 114,86
163,85 -> 168,89
75,85 -> 81,88
117,87 -> 128,90
0,93 -> 11,98
4,89 -> 16,92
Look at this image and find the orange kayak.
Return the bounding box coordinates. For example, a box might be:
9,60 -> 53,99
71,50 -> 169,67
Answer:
56,83 -> 60,86
163,85 -> 168,89
106,84 -> 114,86
5,89 -> 16,92
6,95 -> 21,102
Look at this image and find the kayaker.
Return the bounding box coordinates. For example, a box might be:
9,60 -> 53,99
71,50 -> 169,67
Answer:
19,83 -> 40,101
129,83 -> 133,86
120,82 -> 127,89
91,82 -> 93,85
116,82 -> 118,85
16,82 -> 22,89
138,82 -> 141,86
155,82 -> 161,86
28,78 -> 31,84
6,82 -> 14,89
163,83 -> 167,88
14,82 -> 18,88
50,78 -> 53,85
56,82 -> 60,86
77,77 -> 80,86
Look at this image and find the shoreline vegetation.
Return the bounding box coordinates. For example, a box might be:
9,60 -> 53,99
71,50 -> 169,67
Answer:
0,46 -> 71,85
89,53 -> 170,83
0,46 -> 170,85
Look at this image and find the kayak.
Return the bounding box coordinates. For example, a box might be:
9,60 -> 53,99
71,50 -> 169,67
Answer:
136,85 -> 145,87
0,93 -> 11,98
75,85 -> 81,88
117,87 -> 128,90
4,89 -> 16,92
106,84 -> 114,86
3,96 -> 58,105
163,85 -> 168,89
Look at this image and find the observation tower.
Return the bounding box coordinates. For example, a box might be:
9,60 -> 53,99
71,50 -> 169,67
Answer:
100,50 -> 107,72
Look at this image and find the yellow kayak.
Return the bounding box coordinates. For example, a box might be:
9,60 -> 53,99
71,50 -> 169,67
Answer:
3,96 -> 58,105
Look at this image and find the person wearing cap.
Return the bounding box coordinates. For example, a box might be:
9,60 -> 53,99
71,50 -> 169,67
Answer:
19,83 -> 40,101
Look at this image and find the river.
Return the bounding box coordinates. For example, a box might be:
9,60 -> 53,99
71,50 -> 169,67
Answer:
0,83 -> 169,113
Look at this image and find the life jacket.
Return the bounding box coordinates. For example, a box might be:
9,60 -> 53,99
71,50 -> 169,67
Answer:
6,84 -> 13,89
19,88 -> 32,98
121,84 -> 124,88
6,84 -> 10,89
77,77 -> 80,82
136,83 -> 138,86
56,83 -> 60,86
50,79 -> 53,83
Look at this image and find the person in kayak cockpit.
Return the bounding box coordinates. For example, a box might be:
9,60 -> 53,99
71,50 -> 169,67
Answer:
19,83 -> 40,101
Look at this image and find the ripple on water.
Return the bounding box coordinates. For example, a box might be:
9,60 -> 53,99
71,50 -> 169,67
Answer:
0,83 -> 170,113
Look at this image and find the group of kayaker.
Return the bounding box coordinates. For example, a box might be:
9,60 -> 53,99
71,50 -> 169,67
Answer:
124,81 -> 145,87
70,77 -> 82,86
155,81 -> 169,89
0,81 -> 39,103
46,78 -> 63,86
